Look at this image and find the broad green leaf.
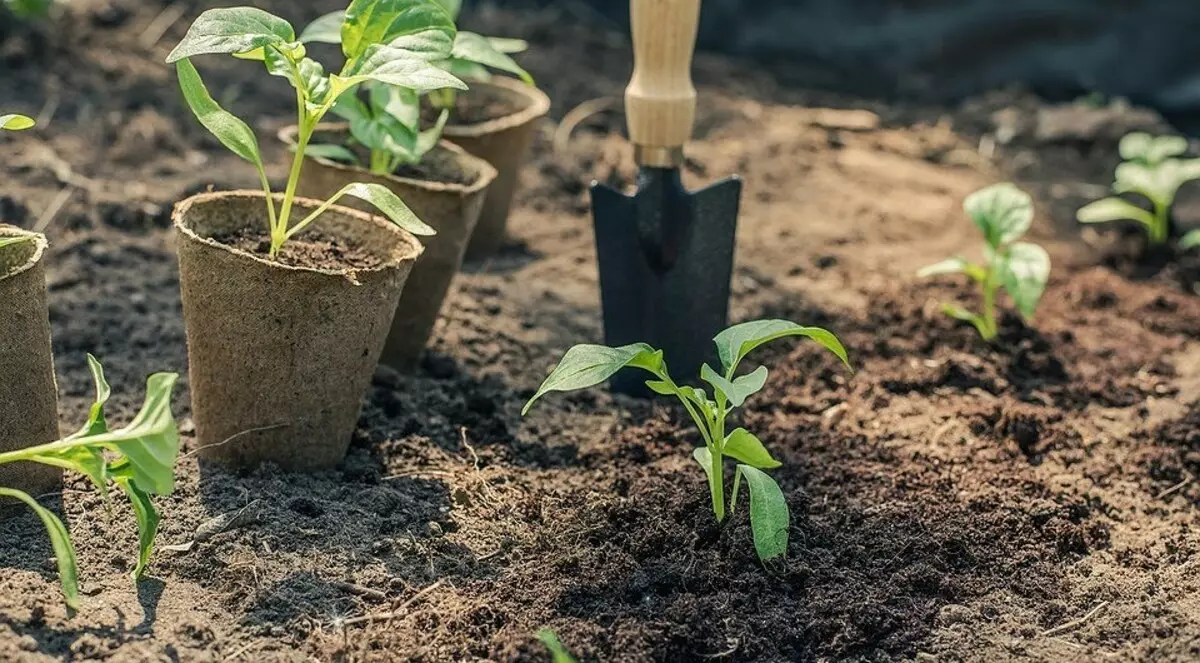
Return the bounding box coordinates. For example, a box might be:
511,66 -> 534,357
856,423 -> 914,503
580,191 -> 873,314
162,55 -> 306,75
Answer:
342,0 -> 455,61
445,59 -> 492,82
342,43 -> 467,93
332,92 -> 372,123
112,475 -> 160,579
1118,132 -> 1153,163
1114,161 -> 1180,206
69,354 -> 112,439
1181,229 -> 1200,251
388,28 -> 456,61
373,83 -> 421,130
451,31 -> 533,84
723,428 -> 780,469
700,363 -> 767,408
692,446 -> 714,486
0,487 -> 79,610
0,114 -> 34,131
263,51 -> 331,106
352,112 -> 418,160
537,629 -> 580,663
918,257 -> 969,278
645,379 -> 678,396
432,0 -> 462,21
416,109 -> 449,157
964,182 -> 1033,247
166,8 -> 295,63
999,242 -> 1050,320
300,11 -> 345,44
175,59 -> 266,174
713,319 -> 849,375
1121,132 -> 1188,165
1076,197 -> 1156,229
739,466 -> 790,562
88,373 -> 181,496
523,343 -> 662,415
343,182 -> 432,234
488,37 -> 529,54
304,143 -> 361,165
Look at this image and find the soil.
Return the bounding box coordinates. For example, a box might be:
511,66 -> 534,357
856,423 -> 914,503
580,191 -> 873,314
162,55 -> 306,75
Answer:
216,228 -> 384,271
1,2 -> 1200,662
425,85 -> 522,127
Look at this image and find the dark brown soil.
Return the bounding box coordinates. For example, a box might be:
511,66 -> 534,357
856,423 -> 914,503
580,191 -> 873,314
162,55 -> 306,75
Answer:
425,84 -> 523,126
1,2 -> 1200,662
392,145 -> 476,186
216,228 -> 384,271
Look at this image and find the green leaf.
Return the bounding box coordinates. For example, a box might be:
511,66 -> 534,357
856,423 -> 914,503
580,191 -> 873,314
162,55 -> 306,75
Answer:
0,487 -> 79,610
304,143 -> 361,165
917,257 -> 969,278
692,446 -> 714,487
415,108 -> 449,157
343,182 -> 433,234
488,37 -> 529,54
523,344 -> 663,415
373,83 -> 421,130
166,8 -> 295,63
0,114 -> 34,131
700,363 -> 767,408
1076,197 -> 1156,229
999,242 -> 1050,320
451,31 -> 533,84
263,51 -> 331,106
723,428 -> 780,469
0,235 -> 35,250
112,476 -> 160,580
645,379 -> 678,396
713,319 -> 849,375
941,303 -> 980,323
1119,132 -> 1153,163
342,43 -> 467,93
175,59 -> 267,174
537,629 -> 580,663
83,373 -> 181,496
5,0 -> 53,19
738,466 -> 790,562
444,59 -> 492,82
964,182 -> 1033,247
342,0 -> 456,61
432,0 -> 462,21
1121,132 -> 1188,165
68,354 -> 112,439
1181,229 -> 1200,251
300,11 -> 345,44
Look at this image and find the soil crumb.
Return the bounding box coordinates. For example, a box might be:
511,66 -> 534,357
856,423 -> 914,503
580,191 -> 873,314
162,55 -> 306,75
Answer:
216,228 -> 383,271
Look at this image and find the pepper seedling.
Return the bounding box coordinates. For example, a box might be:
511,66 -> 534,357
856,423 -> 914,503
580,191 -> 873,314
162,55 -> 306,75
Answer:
1077,132 -> 1200,246
0,356 -> 180,611
166,1 -> 470,258
0,114 -> 38,249
522,320 -> 850,563
919,183 -> 1051,341
297,0 -> 531,175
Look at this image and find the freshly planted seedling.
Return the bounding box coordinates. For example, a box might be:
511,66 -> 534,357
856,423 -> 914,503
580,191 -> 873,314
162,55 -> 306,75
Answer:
919,183 -> 1051,341
1077,132 -> 1200,246
166,1 -> 468,257
522,320 -> 850,563
0,356 -> 180,610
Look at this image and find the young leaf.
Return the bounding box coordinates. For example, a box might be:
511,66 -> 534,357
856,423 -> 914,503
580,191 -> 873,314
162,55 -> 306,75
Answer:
941,303 -> 980,323
488,37 -> 529,55
451,31 -> 533,84
0,487 -> 80,610
999,242 -> 1050,320
1181,229 -> 1200,251
713,319 -> 849,376
1118,132 -> 1153,163
0,114 -> 34,131
415,108 -> 450,157
700,364 -> 767,408
165,8 -> 296,63
300,10 -> 344,44
432,0 -> 463,21
738,466 -> 790,562
67,354 -> 112,439
523,343 -> 662,415
290,182 -> 434,240
964,182 -> 1033,247
111,474 -> 160,579
723,428 -> 780,469
0,235 -> 35,250
692,446 -> 714,487
84,373 -> 181,496
175,59 -> 267,174
304,143 -> 361,165
917,257 -> 969,278
1076,197 -> 1156,229
537,629 -> 580,663
342,43 -> 466,93
342,0 -> 455,61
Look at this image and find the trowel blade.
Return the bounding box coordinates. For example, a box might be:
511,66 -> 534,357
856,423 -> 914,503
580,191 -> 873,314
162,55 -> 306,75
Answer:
591,170 -> 742,396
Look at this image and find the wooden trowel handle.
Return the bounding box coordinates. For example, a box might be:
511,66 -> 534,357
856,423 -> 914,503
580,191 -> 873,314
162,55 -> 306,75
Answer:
625,0 -> 700,168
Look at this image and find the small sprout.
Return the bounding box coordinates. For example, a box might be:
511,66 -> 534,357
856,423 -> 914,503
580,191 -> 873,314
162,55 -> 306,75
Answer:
522,320 -> 851,564
297,0 -> 532,173
0,113 -> 35,131
538,629 -> 580,663
1182,229 -> 1200,252
167,1 -> 462,258
0,356 -> 181,610
919,183 -> 1051,341
1077,132 -> 1200,246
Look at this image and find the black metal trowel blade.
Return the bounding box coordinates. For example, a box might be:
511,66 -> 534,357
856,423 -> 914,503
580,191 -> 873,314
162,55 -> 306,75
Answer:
591,168 -> 742,396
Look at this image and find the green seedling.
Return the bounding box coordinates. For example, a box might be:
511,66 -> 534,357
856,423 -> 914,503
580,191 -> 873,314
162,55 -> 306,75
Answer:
0,113 -> 35,131
522,320 -> 850,563
297,0 -> 531,174
166,1 -> 470,258
1077,132 -> 1200,246
0,356 -> 180,610
538,629 -> 580,663
1182,229 -> 1200,252
4,0 -> 55,19
919,183 -> 1050,341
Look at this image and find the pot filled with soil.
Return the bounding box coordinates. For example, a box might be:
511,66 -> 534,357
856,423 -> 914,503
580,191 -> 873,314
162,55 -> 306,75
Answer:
174,191 -> 423,471
436,76 -> 550,260
281,123 -> 498,371
0,226 -> 59,499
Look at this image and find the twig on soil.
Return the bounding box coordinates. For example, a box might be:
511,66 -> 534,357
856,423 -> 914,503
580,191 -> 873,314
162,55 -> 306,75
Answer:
553,96 -> 620,154
1155,473 -> 1194,500
140,3 -> 189,49
182,424 -> 288,458
35,93 -> 59,129
223,640 -> 261,661
330,581 -> 387,602
338,579 -> 445,628
1040,601 -> 1109,638
33,187 -> 74,233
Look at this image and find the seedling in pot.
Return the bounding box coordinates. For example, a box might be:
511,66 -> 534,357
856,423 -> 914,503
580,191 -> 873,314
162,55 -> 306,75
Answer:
522,320 -> 850,563
1077,132 -> 1200,246
0,115 -> 36,249
919,183 -> 1050,341
297,0 -> 532,174
0,356 -> 180,610
166,0 -> 468,258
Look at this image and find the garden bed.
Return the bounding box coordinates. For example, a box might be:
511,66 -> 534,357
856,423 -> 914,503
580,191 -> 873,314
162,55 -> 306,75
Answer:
1,1 -> 1199,661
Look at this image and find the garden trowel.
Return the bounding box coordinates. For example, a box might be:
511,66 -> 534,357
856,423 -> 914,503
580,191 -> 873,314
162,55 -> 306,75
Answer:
590,0 -> 742,396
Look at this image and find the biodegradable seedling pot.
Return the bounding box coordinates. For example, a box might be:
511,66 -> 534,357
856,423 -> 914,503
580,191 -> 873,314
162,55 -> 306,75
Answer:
174,192 -> 423,471
0,226 -> 60,500
440,77 -> 550,260
281,124 -> 498,371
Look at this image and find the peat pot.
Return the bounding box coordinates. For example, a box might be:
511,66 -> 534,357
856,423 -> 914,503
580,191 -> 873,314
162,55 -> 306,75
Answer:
0,226 -> 59,500
441,77 -> 550,260
174,191 -> 423,471
281,124 -> 497,371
